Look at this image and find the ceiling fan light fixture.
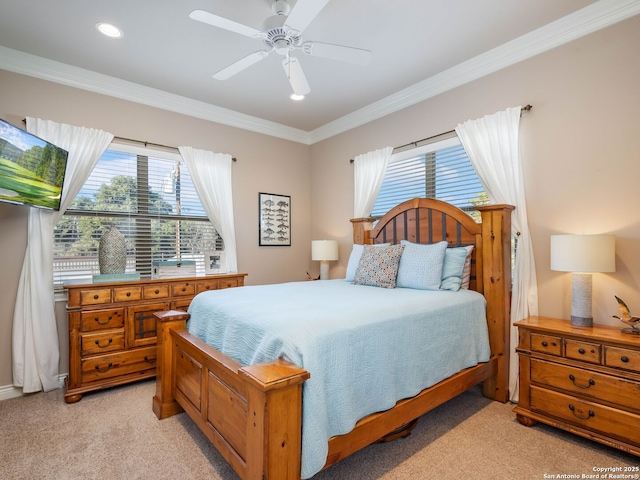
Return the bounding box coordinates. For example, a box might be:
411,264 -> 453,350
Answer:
290,93 -> 305,101
96,22 -> 123,39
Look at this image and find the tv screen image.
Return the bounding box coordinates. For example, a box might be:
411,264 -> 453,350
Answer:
0,118 -> 69,211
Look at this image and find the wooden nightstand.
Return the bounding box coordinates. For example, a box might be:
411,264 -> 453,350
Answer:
513,316 -> 640,456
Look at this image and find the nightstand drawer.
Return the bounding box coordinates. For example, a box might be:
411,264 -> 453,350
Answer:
530,358 -> 640,411
530,386 -> 640,446
80,308 -> 124,332
531,333 -> 562,356
81,347 -> 157,383
605,345 -> 640,373
81,330 -> 125,355
564,339 -> 601,364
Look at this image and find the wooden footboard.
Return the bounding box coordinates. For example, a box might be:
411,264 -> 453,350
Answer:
153,310 -> 309,480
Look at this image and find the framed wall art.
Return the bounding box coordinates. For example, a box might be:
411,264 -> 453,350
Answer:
259,192 -> 291,246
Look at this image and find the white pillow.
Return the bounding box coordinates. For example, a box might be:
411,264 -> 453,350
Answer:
344,243 -> 390,281
396,240 -> 447,290
441,245 -> 474,291
460,245 -> 474,289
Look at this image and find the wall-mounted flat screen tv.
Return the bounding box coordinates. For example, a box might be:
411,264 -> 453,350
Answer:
0,118 -> 69,211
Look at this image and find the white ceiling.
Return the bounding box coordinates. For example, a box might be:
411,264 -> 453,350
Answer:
1,0 -> 639,143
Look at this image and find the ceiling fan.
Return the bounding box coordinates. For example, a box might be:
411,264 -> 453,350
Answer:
189,0 -> 373,96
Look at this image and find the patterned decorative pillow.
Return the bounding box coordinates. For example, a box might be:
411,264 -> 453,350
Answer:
440,246 -> 473,291
396,240 -> 447,290
344,243 -> 390,281
352,244 -> 405,288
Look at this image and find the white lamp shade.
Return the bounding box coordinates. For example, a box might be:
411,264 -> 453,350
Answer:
550,235 -> 615,273
311,240 -> 339,261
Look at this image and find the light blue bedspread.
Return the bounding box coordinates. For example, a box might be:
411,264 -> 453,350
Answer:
187,280 -> 490,479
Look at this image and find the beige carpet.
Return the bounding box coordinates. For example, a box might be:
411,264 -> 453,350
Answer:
0,380 -> 636,479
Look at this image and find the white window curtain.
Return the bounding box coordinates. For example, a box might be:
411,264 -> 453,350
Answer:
13,117 -> 113,393
178,147 -> 238,273
353,146 -> 393,218
455,106 -> 538,402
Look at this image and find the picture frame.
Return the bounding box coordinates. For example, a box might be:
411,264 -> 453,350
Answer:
259,192 -> 291,246
204,250 -> 225,274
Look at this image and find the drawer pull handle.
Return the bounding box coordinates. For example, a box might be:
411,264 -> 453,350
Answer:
541,341 -> 548,347
126,292 -> 131,297
578,348 -> 586,354
94,338 -> 113,348
568,374 -> 595,389
95,362 -> 113,373
144,356 -> 156,364
205,285 -> 210,290
568,404 -> 594,420
621,356 -> 629,363
154,289 -> 160,294
181,287 -> 186,292
94,316 -> 110,325
93,294 -> 99,300
226,282 -> 232,287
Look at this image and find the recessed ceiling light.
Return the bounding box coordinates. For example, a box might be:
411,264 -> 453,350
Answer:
290,94 -> 305,101
96,22 -> 123,38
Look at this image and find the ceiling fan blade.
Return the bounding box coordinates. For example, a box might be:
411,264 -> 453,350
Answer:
284,0 -> 331,35
214,51 -> 270,80
282,57 -> 310,95
189,10 -> 264,38
303,41 -> 373,65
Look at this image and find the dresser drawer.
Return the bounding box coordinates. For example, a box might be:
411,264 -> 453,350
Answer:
531,333 -> 562,356
113,286 -> 142,302
80,308 -> 124,332
605,345 -> 640,374
564,339 -> 601,364
81,347 -> 157,383
79,288 -> 111,306
530,358 -> 640,411
530,386 -> 640,446
81,330 -> 125,355
197,279 -> 219,293
171,281 -> 196,296
220,277 -> 239,289
143,284 -> 170,300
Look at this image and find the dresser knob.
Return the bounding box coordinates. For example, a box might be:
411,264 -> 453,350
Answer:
568,404 -> 594,420
578,348 -> 585,354
155,289 -> 160,294
182,287 -> 186,292
93,294 -> 99,299
541,341 -> 548,347
144,356 -> 156,364
126,292 -> 131,297
205,285 -> 210,290
568,374 -> 595,389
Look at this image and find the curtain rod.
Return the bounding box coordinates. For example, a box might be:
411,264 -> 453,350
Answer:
113,135 -> 238,162
349,104 -> 532,163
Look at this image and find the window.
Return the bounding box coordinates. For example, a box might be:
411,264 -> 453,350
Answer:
53,144 -> 221,286
372,136 -> 488,221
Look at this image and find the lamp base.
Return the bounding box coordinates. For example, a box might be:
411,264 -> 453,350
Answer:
571,315 -> 593,328
319,261 -> 330,280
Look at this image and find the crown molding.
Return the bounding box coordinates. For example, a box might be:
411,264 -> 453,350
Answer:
0,45 -> 312,144
308,0 -> 640,143
0,0 -> 638,146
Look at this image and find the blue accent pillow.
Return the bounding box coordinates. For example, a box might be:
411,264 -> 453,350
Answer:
345,243 -> 389,281
396,240 -> 447,290
440,246 -> 473,291
352,244 -> 405,289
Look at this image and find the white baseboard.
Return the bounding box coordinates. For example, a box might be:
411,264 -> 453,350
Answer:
0,374 -> 67,401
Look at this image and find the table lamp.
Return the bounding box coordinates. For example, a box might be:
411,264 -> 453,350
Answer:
312,240 -> 339,280
550,234 -> 615,327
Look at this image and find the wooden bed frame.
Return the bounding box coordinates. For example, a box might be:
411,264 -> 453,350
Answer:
152,198 -> 514,479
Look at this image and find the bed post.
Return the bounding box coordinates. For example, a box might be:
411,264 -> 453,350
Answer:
477,204 -> 514,403
351,217 -> 376,245
152,310 -> 189,419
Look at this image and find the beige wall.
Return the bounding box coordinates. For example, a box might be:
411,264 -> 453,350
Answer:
2,15 -> 640,390
310,16 -> 640,327
0,71 -> 312,387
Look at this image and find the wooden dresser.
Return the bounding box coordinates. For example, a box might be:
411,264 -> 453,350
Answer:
63,273 -> 246,403
514,316 -> 640,456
